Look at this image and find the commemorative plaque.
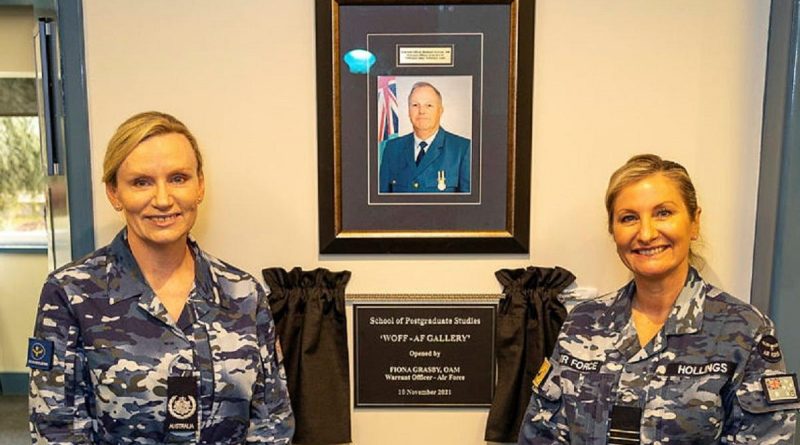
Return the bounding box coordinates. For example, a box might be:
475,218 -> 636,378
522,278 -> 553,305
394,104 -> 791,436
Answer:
354,304 -> 495,407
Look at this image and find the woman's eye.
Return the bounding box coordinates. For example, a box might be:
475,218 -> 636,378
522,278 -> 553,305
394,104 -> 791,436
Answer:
656,208 -> 673,218
619,214 -> 636,224
171,175 -> 187,184
132,178 -> 150,187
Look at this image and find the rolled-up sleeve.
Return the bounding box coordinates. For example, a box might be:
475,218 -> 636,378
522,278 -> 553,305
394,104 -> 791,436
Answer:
723,327 -> 799,444
518,352 -> 569,444
29,281 -> 93,444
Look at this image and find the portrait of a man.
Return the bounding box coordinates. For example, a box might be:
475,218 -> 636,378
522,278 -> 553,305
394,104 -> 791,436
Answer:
378,81 -> 471,193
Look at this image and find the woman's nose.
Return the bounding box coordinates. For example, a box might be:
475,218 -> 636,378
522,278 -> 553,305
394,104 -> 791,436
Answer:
153,182 -> 173,208
638,218 -> 658,242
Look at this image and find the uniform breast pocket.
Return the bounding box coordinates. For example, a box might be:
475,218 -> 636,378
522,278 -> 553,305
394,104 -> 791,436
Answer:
84,345 -> 160,402
657,371 -> 730,441
561,369 -> 615,441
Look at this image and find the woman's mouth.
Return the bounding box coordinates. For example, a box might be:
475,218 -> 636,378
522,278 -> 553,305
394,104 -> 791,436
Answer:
146,213 -> 180,225
634,246 -> 669,256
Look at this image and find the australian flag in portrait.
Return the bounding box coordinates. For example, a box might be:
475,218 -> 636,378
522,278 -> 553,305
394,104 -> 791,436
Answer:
377,76 -> 399,165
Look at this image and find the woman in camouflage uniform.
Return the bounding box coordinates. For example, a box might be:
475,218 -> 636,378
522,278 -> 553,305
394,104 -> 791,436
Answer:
519,154 -> 798,444
28,112 -> 294,444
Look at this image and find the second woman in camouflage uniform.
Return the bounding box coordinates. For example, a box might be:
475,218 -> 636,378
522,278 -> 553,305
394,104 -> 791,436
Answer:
519,154 -> 799,444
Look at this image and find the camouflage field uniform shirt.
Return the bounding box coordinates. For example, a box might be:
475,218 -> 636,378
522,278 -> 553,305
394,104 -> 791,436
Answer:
29,230 -> 295,444
519,268 -> 799,444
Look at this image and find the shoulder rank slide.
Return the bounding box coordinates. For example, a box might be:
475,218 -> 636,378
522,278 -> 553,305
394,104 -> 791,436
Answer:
761,374 -> 799,404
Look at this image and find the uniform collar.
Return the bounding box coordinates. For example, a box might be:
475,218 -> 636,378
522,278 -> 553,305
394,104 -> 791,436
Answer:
662,267 -> 705,336
105,229 -> 225,310
603,267 -> 705,335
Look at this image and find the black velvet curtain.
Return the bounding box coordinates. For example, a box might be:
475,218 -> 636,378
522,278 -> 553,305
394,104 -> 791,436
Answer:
262,267 -> 352,444
484,266 -> 576,443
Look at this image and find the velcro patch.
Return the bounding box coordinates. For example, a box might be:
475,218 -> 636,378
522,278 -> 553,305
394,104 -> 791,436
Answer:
559,354 -> 601,373
762,374 -> 799,404
608,405 -> 641,444
758,335 -> 783,363
26,338 -> 54,370
532,358 -> 552,389
665,361 -> 735,377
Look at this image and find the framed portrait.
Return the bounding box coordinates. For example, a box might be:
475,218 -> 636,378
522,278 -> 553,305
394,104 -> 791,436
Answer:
316,0 -> 534,253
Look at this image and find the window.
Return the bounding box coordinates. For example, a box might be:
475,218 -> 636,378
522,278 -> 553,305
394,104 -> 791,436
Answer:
0,77 -> 46,249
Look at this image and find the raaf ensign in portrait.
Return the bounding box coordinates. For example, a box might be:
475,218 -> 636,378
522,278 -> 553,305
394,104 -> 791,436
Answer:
377,76 -> 472,194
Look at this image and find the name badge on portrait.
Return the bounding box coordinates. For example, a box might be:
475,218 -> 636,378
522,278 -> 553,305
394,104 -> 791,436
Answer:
166,376 -> 199,437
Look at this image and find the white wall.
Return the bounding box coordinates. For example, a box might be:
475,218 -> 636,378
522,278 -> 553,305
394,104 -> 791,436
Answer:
82,1 -> 769,443
0,252 -> 46,372
0,6 -> 35,74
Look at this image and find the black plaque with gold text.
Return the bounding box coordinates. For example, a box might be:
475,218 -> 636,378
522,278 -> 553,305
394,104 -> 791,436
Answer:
354,304 -> 495,407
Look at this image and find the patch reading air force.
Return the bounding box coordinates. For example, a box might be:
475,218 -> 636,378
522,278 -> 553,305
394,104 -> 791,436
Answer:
26,338 -> 54,370
758,335 -> 783,363
532,358 -> 552,389
762,374 -> 799,404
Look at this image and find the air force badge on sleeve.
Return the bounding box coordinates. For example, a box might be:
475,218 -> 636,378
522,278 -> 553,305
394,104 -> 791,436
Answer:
758,335 -> 783,363
27,337 -> 54,370
761,374 -> 799,404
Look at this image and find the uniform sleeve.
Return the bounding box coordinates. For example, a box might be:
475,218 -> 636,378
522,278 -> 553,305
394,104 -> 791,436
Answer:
247,282 -> 295,444
722,326 -> 799,444
378,145 -> 392,193
518,345 -> 570,444
29,281 -> 94,444
459,141 -> 470,192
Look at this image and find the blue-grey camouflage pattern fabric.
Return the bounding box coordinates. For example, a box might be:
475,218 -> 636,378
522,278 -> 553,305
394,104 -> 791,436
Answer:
519,268 -> 799,444
29,230 -> 295,444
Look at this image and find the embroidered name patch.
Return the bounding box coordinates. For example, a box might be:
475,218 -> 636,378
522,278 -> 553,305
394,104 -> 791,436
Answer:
26,338 -> 54,370
532,358 -> 552,389
762,374 -> 799,404
560,354 -> 602,373
758,335 -> 783,363
665,361 -> 736,377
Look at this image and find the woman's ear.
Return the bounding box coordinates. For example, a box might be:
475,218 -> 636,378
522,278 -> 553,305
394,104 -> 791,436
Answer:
106,182 -> 122,211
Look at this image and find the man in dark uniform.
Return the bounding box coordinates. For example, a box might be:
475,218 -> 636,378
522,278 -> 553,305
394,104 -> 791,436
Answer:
379,82 -> 471,193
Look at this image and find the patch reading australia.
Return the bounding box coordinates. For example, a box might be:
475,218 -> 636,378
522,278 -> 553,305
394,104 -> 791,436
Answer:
560,354 -> 602,373
665,361 -> 736,377
758,335 -> 783,363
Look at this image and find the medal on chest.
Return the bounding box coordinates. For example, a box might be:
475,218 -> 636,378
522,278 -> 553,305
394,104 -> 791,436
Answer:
437,170 -> 447,191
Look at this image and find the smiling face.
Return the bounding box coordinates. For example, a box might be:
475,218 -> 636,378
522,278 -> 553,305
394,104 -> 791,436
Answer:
611,173 -> 700,283
106,132 -> 204,252
408,85 -> 444,139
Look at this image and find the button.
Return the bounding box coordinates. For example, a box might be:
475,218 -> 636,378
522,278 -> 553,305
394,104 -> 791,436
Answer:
413,182 -> 419,188
391,179 -> 396,184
